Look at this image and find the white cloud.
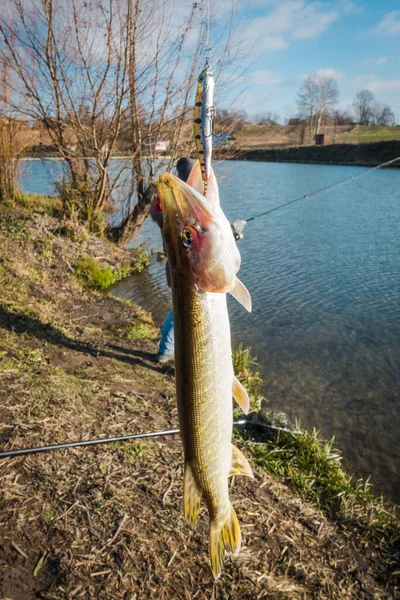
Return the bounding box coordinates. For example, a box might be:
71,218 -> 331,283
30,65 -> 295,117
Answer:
338,0 -> 364,15
315,68 -> 344,80
250,69 -> 283,85
353,75 -> 400,94
297,68 -> 343,82
242,1 -> 339,54
370,10 -> 400,35
362,56 -> 388,66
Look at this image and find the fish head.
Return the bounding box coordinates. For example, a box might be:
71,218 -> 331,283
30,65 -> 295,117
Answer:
156,172 -> 240,293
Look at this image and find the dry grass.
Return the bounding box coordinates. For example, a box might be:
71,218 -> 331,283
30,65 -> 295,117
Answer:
0,204 -> 399,599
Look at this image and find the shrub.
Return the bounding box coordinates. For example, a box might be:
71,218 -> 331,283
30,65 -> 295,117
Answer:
74,256 -> 119,290
130,243 -> 151,273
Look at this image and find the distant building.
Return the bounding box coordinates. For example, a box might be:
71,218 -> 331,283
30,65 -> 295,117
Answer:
154,138 -> 170,151
315,133 -> 332,146
142,136 -> 170,152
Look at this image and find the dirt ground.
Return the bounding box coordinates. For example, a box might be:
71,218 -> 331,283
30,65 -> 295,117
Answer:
0,206 -> 399,599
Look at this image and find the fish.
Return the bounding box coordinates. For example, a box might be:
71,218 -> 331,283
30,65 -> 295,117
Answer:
156,162 -> 253,579
193,67 -> 215,196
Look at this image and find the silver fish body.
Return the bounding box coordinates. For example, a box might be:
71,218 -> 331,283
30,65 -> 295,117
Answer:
156,169 -> 253,579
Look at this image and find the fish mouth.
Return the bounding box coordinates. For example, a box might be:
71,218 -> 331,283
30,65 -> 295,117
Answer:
156,172 -> 213,224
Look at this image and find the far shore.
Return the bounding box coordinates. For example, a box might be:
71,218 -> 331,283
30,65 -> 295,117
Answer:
20,139 -> 400,169
225,139 -> 400,169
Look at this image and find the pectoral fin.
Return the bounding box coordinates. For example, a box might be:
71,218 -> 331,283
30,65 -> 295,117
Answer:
232,376 -> 250,414
229,277 -> 252,313
229,444 -> 254,479
184,462 -> 202,529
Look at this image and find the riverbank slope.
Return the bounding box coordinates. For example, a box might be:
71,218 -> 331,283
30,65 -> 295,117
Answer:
0,200 -> 399,599
231,140 -> 400,168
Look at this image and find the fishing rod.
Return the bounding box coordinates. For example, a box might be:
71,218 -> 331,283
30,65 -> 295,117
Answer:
0,420 -> 300,460
245,155 -> 400,223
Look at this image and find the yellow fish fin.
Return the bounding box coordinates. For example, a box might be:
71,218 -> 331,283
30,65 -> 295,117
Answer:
209,504 -> 241,580
232,375 -> 250,414
229,444 -> 254,479
184,462 -> 202,529
229,277 -> 252,313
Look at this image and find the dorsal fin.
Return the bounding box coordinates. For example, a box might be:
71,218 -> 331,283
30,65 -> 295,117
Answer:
229,277 -> 252,313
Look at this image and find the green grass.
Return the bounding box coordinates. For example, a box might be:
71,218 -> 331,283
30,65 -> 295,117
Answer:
337,125 -> 400,144
113,440 -> 150,463
125,322 -> 158,341
244,427 -> 400,562
232,343 -> 264,406
14,192 -> 63,216
0,214 -> 29,239
53,223 -> 90,243
130,243 -> 151,273
74,256 -> 130,291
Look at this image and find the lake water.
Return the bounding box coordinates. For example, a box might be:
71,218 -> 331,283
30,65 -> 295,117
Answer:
20,159 -> 400,503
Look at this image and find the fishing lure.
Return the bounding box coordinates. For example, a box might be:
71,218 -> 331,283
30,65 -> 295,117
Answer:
193,66 -> 215,196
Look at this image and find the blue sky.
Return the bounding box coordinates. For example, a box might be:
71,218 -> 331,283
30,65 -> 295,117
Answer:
214,0 -> 400,120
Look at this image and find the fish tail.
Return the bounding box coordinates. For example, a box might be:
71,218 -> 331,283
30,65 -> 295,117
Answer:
209,504 -> 241,579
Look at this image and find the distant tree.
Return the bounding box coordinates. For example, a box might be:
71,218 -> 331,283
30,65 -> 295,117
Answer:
215,109 -> 249,133
332,109 -> 354,126
297,74 -> 339,143
372,103 -> 396,127
253,111 -> 280,126
353,89 -> 376,125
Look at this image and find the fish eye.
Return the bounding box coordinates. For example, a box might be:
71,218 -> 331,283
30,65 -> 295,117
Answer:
181,227 -> 193,248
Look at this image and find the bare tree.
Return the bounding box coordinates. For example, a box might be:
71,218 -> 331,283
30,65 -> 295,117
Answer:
297,74 -> 339,143
315,77 -> 339,135
0,0 -> 133,232
253,111 -> 280,126
372,103 -> 396,127
0,0 -> 243,242
112,0 -> 249,244
332,109 -> 354,126
109,0 -> 204,243
353,89 -> 376,126
0,63 -> 36,202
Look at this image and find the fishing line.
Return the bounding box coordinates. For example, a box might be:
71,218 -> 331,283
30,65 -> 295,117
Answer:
245,155 -> 400,223
205,0 -> 211,68
0,420 -> 300,459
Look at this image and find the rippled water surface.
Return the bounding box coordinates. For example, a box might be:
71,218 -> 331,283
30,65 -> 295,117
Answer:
21,159 -> 400,502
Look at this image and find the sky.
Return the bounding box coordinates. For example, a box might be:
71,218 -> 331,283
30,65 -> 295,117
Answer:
212,0 -> 400,120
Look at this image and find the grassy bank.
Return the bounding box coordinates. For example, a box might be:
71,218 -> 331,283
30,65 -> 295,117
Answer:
236,124 -> 400,151
0,197 -> 399,599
